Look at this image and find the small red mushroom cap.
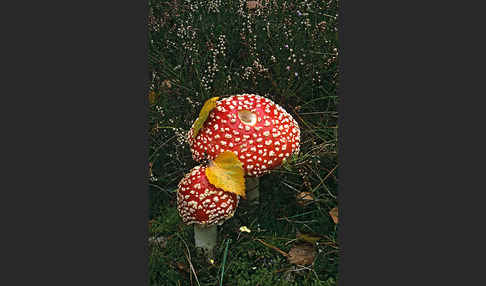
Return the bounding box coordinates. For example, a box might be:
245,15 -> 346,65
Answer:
177,165 -> 240,226
188,94 -> 301,176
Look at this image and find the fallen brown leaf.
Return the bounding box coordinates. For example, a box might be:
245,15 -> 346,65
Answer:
175,261 -> 189,273
287,243 -> 316,266
329,207 -> 338,224
296,192 -> 315,206
148,91 -> 156,105
149,162 -> 153,177
162,79 -> 172,89
247,1 -> 262,9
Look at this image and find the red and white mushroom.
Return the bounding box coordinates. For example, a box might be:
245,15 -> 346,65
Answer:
177,165 -> 239,225
188,94 -> 301,202
177,165 -> 239,255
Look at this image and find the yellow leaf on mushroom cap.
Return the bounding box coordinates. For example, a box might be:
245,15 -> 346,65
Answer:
205,151 -> 246,197
192,97 -> 219,138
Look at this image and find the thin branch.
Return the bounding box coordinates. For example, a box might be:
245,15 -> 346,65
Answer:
254,238 -> 289,257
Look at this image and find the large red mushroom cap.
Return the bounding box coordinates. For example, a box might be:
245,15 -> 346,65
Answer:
177,165 -> 240,226
188,94 -> 301,176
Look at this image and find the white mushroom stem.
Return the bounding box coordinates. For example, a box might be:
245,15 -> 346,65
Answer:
245,177 -> 260,204
194,224 -> 217,256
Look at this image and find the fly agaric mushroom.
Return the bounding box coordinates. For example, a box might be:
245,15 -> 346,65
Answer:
188,94 -> 301,203
177,164 -> 240,256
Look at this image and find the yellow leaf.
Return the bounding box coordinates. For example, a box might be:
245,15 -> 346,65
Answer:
329,207 -> 338,224
297,233 -> 325,244
192,97 -> 219,138
205,151 -> 246,197
239,226 -> 251,233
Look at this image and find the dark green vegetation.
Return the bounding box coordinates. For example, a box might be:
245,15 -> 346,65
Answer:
148,0 -> 339,285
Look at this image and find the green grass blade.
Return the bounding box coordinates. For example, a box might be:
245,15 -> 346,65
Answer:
219,238 -> 231,286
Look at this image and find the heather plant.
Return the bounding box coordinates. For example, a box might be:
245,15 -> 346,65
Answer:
149,0 -> 339,285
